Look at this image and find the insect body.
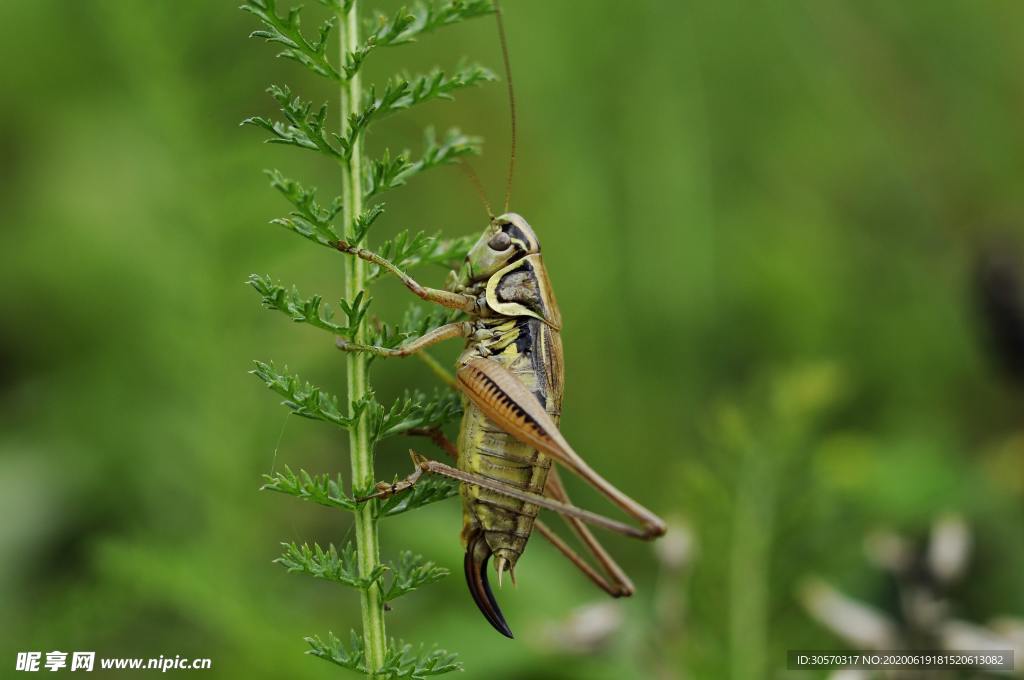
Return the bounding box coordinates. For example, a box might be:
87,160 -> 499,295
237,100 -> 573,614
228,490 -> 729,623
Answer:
333,1 -> 665,638
454,217 -> 563,635
336,213 -> 666,637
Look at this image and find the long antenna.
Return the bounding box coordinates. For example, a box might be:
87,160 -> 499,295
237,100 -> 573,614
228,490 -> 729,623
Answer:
494,0 -> 517,214
459,160 -> 494,220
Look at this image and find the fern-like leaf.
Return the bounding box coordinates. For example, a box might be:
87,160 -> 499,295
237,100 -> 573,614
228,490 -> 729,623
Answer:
250,275 -> 344,334
307,632 -> 463,679
341,2 -> 494,81
243,85 -> 346,160
277,541 -> 388,589
251,361 -> 372,428
382,639 -> 463,678
376,1 -> 494,47
381,551 -> 449,601
265,169 -> 342,248
306,631 -> 368,674
242,0 -> 342,80
261,465 -> 356,510
370,231 -> 475,282
249,275 -> 370,338
380,476 -> 460,518
352,203 -> 387,244
376,389 -> 463,441
374,65 -> 496,115
339,65 -> 495,155
364,128 -> 481,198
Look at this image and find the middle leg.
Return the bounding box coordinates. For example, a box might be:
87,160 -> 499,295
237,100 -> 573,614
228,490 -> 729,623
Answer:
336,321 -> 470,358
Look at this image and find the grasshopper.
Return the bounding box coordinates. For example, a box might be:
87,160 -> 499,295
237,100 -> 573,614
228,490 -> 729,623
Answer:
334,4 -> 666,638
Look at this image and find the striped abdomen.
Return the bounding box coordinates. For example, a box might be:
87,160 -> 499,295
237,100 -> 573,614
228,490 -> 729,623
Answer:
457,317 -> 563,568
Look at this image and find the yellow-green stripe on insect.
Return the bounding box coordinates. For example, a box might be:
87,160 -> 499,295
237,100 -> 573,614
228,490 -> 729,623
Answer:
334,3 -> 666,639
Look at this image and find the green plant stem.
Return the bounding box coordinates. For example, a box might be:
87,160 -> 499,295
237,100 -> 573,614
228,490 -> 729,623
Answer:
728,445 -> 773,680
338,2 -> 387,675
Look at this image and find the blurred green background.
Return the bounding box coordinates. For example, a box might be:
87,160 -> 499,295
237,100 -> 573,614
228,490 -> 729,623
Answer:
3,1 -> 1024,677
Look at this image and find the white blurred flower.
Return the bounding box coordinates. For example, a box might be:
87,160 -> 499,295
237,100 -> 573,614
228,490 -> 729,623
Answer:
654,517 -> 694,571
798,577 -> 900,649
863,529 -> 912,574
536,601 -> 624,655
927,513 -> 971,584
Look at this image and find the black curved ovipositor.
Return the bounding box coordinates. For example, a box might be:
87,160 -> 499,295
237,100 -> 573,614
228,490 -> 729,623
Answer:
464,531 -> 514,639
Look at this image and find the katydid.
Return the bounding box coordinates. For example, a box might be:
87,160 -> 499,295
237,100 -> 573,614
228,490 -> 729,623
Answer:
334,3 -> 666,638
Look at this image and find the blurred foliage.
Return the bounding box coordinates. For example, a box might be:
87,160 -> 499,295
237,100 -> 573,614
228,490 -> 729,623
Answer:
2,0 -> 1024,678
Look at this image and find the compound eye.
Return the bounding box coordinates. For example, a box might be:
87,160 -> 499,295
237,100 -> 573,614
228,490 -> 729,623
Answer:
488,230 -> 512,251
